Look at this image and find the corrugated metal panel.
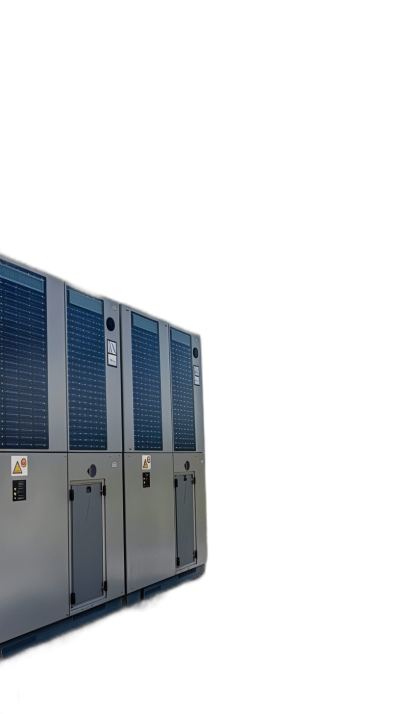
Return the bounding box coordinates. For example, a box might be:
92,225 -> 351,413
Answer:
67,288 -> 107,450
170,329 -> 195,451
0,260 -> 49,450
131,312 -> 163,450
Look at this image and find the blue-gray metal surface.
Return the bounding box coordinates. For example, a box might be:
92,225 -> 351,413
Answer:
124,453 -> 176,593
175,473 -> 196,568
66,287 -> 107,451
0,260 -> 49,450
131,312 -> 163,450
71,483 -> 104,606
170,329 -> 196,451
0,597 -> 122,658
142,564 -> 205,600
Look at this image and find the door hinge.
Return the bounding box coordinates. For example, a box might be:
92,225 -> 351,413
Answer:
174,478 -> 178,488
102,484 -> 106,497
71,592 -> 76,606
69,488 -> 74,501
176,557 -> 180,567
193,550 -> 197,560
192,475 -> 196,485
102,580 -> 108,593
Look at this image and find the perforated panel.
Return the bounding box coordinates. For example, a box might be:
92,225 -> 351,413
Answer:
131,313 -> 163,450
170,329 -> 195,451
67,288 -> 107,450
0,260 -> 49,450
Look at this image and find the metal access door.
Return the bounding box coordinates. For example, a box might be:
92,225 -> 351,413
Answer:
175,474 -> 196,568
71,483 -> 104,606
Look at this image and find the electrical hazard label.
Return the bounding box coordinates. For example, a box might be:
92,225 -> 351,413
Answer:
142,455 -> 151,470
11,455 -> 28,477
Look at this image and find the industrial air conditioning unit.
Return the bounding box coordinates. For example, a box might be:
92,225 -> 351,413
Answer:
0,257 -> 207,658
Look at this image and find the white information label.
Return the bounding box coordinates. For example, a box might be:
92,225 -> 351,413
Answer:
193,366 -> 200,377
142,455 -> 151,470
11,455 -> 28,477
108,340 -> 117,355
194,376 -> 200,386
108,353 -> 117,367
112,462 -> 117,468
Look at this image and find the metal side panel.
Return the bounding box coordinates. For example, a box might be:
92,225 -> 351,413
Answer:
68,453 -> 125,611
71,483 -> 103,606
120,306 -> 134,452
191,334 -> 205,454
175,474 -> 196,568
103,299 -> 122,453
0,453 -> 69,644
159,321 -> 173,452
173,453 -> 207,567
124,453 -> 176,592
47,274 -> 67,452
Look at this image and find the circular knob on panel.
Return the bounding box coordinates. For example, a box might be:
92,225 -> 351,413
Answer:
184,461 -> 190,471
106,317 -> 115,331
87,464 -> 97,478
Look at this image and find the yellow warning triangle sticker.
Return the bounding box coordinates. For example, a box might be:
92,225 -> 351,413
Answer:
13,461 -> 22,475
143,459 -> 148,468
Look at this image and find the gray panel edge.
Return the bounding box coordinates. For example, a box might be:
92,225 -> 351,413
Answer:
159,322 -> 173,452
192,333 -> 205,453
104,299 -> 122,452
47,275 -> 68,451
120,305 -> 134,452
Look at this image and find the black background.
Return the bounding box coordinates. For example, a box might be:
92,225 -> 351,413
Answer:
0,242 -> 222,706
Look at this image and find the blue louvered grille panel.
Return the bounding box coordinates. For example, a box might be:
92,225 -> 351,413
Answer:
67,289 -> 107,450
131,313 -> 163,450
171,331 -> 195,451
0,261 -> 49,450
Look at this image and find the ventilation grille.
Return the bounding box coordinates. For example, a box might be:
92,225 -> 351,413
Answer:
67,288 -> 107,450
170,329 -> 195,451
0,260 -> 49,450
131,313 -> 163,450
